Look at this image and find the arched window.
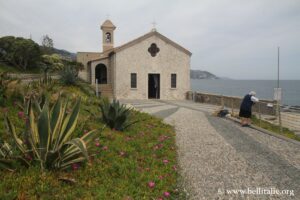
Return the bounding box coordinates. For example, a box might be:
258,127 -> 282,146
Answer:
105,32 -> 111,43
95,64 -> 107,84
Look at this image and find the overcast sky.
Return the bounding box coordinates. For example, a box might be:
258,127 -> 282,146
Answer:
1,0 -> 299,79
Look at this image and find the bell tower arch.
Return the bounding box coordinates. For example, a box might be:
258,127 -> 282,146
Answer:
101,19 -> 116,52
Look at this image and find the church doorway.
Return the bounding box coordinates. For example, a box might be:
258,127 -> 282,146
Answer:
148,74 -> 160,99
95,64 -> 107,84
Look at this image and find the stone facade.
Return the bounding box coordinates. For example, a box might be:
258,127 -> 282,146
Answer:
114,35 -> 190,100
77,20 -> 191,100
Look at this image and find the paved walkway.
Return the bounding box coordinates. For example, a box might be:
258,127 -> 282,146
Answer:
121,100 -> 300,200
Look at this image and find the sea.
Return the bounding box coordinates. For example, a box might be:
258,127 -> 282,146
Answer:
191,79 -> 300,106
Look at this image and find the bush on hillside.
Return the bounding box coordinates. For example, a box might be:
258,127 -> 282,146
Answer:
60,66 -> 78,85
0,36 -> 41,71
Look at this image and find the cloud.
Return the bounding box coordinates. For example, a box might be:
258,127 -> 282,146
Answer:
0,0 -> 299,79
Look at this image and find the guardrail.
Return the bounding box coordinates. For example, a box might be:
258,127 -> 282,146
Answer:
186,91 -> 277,115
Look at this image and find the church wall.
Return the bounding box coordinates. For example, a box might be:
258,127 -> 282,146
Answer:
77,52 -> 101,82
114,35 -> 190,100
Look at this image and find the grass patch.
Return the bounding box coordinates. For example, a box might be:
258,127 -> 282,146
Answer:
251,115 -> 300,142
0,81 -> 182,199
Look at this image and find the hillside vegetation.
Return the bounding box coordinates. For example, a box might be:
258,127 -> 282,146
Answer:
0,78 -> 182,199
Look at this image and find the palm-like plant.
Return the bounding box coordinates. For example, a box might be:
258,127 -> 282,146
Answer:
1,95 -> 99,171
100,99 -> 137,131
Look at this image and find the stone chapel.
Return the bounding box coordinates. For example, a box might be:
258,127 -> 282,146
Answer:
77,20 -> 191,100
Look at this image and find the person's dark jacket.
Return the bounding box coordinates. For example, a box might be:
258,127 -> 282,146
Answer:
240,94 -> 254,111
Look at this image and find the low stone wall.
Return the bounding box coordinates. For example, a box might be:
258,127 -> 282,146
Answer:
281,112 -> 300,131
186,91 -> 277,115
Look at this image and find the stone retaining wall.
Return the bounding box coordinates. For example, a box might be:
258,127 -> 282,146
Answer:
186,91 -> 277,115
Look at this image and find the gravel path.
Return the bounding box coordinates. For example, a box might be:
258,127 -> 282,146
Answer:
121,99 -> 300,199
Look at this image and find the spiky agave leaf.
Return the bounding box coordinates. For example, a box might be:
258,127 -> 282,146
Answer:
5,116 -> 26,154
37,100 -> 51,162
57,98 -> 81,148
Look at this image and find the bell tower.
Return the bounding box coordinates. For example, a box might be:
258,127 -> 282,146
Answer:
101,19 -> 116,52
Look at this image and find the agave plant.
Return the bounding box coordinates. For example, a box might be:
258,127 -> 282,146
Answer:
1,95 -> 99,171
100,99 -> 138,131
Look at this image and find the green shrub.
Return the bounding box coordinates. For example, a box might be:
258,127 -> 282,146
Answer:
100,99 -> 138,131
0,95 -> 99,171
0,72 -> 11,106
60,66 -> 78,85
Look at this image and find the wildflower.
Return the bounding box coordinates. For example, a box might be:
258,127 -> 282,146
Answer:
119,151 -> 125,156
25,154 -> 32,161
83,129 -> 88,134
172,165 -> 177,171
159,135 -> 168,142
163,191 -> 170,198
148,181 -> 155,188
102,146 -> 108,150
163,159 -> 169,164
158,175 -> 164,180
18,111 -> 24,119
72,163 -> 79,170
153,143 -> 164,150
95,141 -> 100,147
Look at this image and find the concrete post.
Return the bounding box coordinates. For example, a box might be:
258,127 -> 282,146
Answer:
95,79 -> 99,97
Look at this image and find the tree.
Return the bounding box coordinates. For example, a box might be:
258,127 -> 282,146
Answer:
41,35 -> 54,54
0,36 -> 41,70
63,60 -> 84,77
40,54 -> 63,76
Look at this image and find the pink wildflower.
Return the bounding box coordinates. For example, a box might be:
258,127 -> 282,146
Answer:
153,143 -> 164,150
25,154 -> 32,161
72,163 -> 79,170
157,198 -> 163,200
158,175 -> 164,180
102,146 -> 108,150
95,141 -> 100,147
159,135 -> 168,142
18,111 -> 24,119
163,159 -> 169,164
163,192 -> 170,198
172,165 -> 177,171
148,181 -> 155,188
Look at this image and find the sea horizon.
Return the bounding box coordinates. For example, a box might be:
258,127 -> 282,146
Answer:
191,79 -> 300,106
